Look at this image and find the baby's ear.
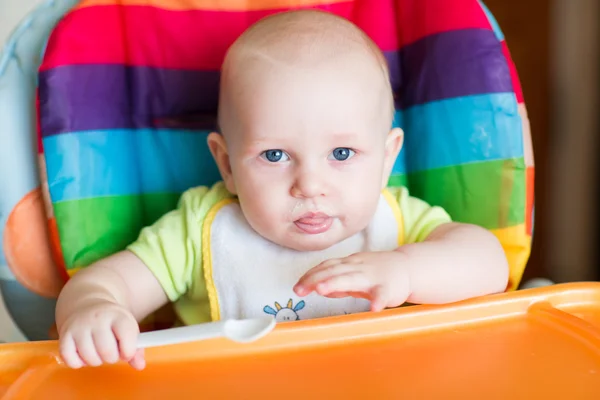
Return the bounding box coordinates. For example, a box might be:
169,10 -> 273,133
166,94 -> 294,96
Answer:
207,132 -> 237,194
382,128 -> 403,187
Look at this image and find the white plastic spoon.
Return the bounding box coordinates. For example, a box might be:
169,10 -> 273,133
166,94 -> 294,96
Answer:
136,317 -> 276,349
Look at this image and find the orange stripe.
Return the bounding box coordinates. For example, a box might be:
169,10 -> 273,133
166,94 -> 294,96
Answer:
76,0 -> 347,11
490,224 -> 531,292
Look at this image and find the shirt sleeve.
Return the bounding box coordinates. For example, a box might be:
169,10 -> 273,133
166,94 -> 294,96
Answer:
126,187 -> 209,302
388,187 -> 453,244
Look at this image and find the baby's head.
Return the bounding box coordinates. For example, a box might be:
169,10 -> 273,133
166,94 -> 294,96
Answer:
208,10 -> 403,252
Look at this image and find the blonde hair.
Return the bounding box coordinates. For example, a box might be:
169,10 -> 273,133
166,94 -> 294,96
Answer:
218,10 -> 395,132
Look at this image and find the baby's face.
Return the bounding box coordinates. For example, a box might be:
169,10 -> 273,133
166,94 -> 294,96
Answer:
219,60 -> 401,252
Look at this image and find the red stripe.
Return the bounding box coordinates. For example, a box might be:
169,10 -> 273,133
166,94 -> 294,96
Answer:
525,166 -> 534,236
40,0 -> 497,71
501,41 -> 524,103
41,3 -> 362,71
396,0 -> 492,47
48,218 -> 69,282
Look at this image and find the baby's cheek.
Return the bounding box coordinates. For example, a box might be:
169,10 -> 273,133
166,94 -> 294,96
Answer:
244,211 -> 275,242
243,199 -> 285,237
348,191 -> 380,225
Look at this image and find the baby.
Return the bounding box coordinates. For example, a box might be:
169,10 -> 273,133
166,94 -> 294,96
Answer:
56,10 -> 509,370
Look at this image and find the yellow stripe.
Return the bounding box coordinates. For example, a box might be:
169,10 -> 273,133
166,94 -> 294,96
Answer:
76,0 -> 348,12
489,224 -> 531,292
67,267 -> 82,277
381,189 -> 405,246
201,197 -> 237,321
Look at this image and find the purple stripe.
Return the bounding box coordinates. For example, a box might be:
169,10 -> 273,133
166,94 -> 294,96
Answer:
39,29 -> 511,137
39,66 -> 221,136
396,28 -> 512,109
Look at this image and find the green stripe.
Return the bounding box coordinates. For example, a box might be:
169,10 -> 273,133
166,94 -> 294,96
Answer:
55,158 -> 525,270
54,193 -> 182,270
387,174 -> 408,188
389,158 -> 525,229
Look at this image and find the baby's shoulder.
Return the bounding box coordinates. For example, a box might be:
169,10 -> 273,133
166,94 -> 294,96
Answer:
177,181 -> 237,218
383,185 -> 412,205
384,185 -> 409,198
383,185 -> 448,215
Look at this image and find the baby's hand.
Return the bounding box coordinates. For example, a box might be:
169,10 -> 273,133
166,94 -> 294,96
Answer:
293,251 -> 411,311
58,301 -> 145,370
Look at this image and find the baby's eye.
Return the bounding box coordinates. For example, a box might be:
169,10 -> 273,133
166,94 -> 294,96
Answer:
260,149 -> 290,163
328,147 -> 355,161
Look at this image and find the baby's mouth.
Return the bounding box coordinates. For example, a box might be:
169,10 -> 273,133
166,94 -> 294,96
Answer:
294,212 -> 333,235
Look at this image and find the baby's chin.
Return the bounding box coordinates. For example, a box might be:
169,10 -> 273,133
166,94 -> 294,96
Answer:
273,227 -> 358,253
280,237 -> 338,252
247,218 -> 364,252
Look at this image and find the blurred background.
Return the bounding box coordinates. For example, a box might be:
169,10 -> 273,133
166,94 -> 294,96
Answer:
482,0 -> 600,284
1,0 -> 599,339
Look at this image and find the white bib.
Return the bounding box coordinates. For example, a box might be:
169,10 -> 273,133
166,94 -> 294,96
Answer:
206,194 -> 402,322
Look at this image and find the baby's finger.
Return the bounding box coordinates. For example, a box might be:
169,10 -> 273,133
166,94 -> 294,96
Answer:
308,255 -> 362,274
315,272 -> 372,297
73,332 -> 103,367
310,258 -> 343,272
337,253 -> 364,264
92,328 -> 120,364
322,291 -> 350,299
129,349 -> 146,371
112,316 -> 139,361
59,334 -> 85,369
295,264 -> 357,294
294,260 -> 342,292
370,285 -> 391,312
326,291 -> 370,300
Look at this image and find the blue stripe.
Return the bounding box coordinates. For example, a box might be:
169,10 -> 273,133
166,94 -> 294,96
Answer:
43,129 -> 221,202
400,93 -> 523,173
479,1 -> 505,41
391,111 -> 407,175
44,93 -> 522,203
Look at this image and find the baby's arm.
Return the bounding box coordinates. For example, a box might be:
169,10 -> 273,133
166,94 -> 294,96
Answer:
295,222 -> 509,310
56,251 -> 168,370
57,187 -> 209,370
394,222 -> 509,304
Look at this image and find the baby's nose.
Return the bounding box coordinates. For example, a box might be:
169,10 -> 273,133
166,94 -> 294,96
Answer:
290,167 -> 326,198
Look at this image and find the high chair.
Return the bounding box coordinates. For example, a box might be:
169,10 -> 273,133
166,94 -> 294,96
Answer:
5,2 -> 600,398
0,0 -> 534,342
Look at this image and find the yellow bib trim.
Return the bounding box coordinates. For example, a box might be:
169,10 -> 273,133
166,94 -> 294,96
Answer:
382,189 -> 405,247
202,197 -> 238,321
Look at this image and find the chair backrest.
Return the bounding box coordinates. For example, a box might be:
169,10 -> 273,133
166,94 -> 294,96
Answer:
37,0 -> 534,291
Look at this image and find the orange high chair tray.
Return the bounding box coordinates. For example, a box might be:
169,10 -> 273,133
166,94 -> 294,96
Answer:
1,282 -> 600,399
